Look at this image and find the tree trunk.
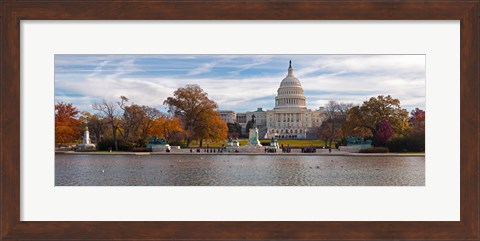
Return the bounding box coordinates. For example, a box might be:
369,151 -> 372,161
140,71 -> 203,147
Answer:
112,123 -> 118,151
330,120 -> 336,149
186,138 -> 191,148
199,139 -> 203,148
95,131 -> 101,150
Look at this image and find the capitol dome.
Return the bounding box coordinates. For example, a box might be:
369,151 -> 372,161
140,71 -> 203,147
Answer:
274,61 -> 307,109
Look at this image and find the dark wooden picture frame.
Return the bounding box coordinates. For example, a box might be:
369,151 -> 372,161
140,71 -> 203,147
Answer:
1,0 -> 479,240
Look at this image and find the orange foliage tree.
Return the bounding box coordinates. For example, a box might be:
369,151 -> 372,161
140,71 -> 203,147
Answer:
150,115 -> 185,143
55,102 -> 82,146
163,85 -> 219,147
193,110 -> 228,147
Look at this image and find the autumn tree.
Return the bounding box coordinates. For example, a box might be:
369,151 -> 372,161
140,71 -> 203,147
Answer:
55,102 -> 82,146
120,104 -> 160,146
374,119 -> 394,146
192,110 -> 228,147
343,95 -> 409,138
139,106 -> 161,144
318,101 -> 352,148
80,112 -> 107,147
163,85 -> 218,147
409,108 -> 425,136
93,96 -> 128,151
119,104 -> 143,144
317,123 -> 333,148
150,115 -> 185,142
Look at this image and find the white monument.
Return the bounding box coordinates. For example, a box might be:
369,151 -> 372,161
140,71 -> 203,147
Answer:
76,127 -> 96,150
247,127 -> 262,146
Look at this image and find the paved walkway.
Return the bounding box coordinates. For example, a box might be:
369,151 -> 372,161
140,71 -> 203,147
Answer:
56,148 -> 424,157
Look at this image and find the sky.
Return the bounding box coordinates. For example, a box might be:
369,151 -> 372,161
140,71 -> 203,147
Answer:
54,54 -> 425,113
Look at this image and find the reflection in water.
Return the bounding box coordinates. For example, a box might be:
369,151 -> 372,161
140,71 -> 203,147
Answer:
55,154 -> 425,186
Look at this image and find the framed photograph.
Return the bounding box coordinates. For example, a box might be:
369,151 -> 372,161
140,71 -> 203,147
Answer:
1,0 -> 478,240
54,54 -> 426,187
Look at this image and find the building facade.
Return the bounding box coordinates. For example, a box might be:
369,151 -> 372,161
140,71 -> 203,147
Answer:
217,61 -> 324,139
217,110 -> 236,124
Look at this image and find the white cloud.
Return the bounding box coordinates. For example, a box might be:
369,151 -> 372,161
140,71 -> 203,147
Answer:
55,55 -> 426,113
186,63 -> 215,76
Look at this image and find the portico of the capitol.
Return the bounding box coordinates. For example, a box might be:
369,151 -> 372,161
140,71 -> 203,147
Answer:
218,61 -> 324,139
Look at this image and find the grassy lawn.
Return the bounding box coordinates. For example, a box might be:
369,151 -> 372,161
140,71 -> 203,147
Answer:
275,139 -> 331,148
187,139 -> 332,148
63,140 -> 335,151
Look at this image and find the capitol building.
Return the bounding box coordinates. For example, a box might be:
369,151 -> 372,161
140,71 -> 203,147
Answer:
218,61 -> 325,139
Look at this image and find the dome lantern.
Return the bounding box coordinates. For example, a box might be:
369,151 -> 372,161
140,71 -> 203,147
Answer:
288,60 -> 293,76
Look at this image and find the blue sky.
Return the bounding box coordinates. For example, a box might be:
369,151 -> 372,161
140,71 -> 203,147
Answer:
55,55 -> 425,113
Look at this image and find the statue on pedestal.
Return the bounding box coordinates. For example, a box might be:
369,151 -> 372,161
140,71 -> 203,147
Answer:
147,136 -> 171,152
247,114 -> 262,147
251,114 -> 256,128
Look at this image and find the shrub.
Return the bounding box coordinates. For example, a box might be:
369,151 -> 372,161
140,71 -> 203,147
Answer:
168,139 -> 184,147
74,149 -> 98,152
97,138 -> 131,151
360,147 -> 389,153
335,138 -> 347,149
166,131 -> 187,147
386,136 -> 425,152
260,141 -> 271,146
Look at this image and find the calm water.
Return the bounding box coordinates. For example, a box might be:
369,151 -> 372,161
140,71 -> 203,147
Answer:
55,154 -> 425,186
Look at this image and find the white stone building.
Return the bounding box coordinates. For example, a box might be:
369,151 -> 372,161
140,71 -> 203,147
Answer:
217,110 -> 236,124
236,113 -> 247,124
218,61 -> 324,139
265,61 -> 323,139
